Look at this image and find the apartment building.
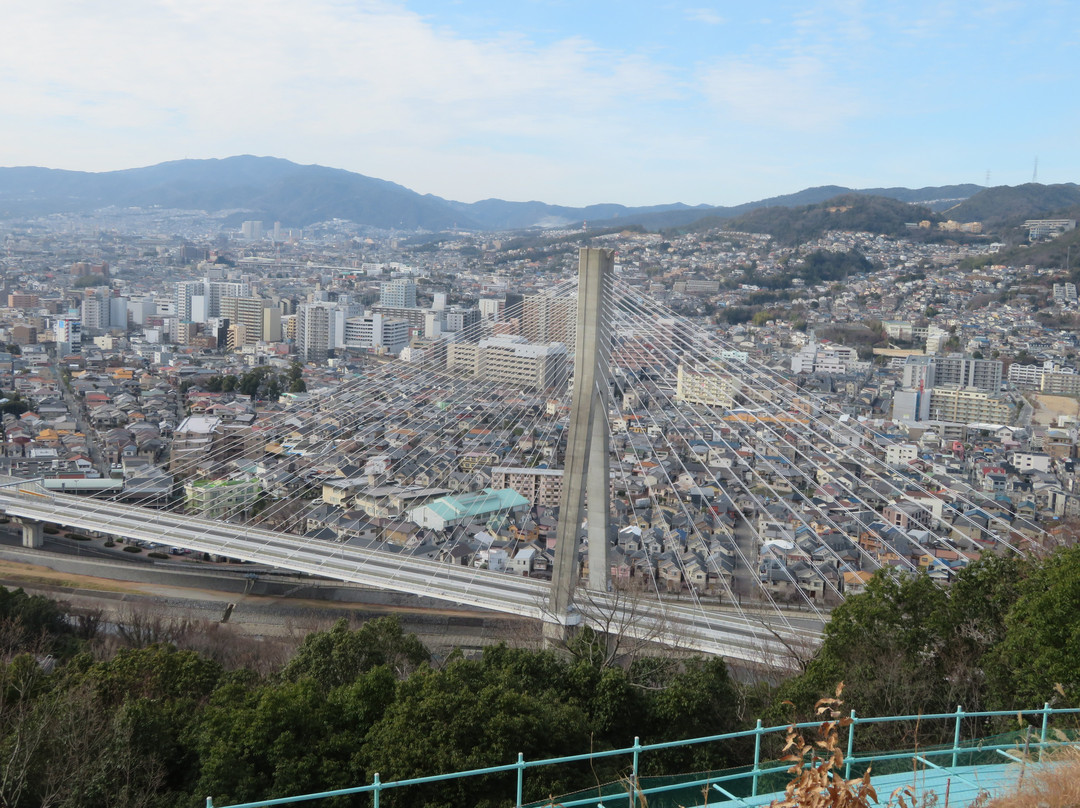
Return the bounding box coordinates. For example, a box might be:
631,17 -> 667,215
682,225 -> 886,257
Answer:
675,363 -> 742,408
447,336 -> 567,391
928,387 -> 1011,424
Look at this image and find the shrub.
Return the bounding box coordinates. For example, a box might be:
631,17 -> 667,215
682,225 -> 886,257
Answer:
122,545 -> 142,553
66,533 -> 91,541
148,552 -> 169,559
43,526 -> 60,535
104,540 -> 116,547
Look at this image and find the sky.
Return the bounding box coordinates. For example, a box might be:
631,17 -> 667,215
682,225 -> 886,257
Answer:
1,0 -> 1077,207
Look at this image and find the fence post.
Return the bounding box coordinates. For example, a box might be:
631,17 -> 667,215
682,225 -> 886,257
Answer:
516,753 -> 525,808
373,772 -> 381,808
845,710 -> 856,779
751,719 -> 763,797
631,737 -> 641,801
1040,702 -> 1051,756
951,706 -> 963,768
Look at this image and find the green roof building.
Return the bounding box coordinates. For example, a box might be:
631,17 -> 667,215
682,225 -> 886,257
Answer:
407,487 -> 529,531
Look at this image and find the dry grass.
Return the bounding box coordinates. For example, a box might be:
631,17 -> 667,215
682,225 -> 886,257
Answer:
986,745 -> 1080,808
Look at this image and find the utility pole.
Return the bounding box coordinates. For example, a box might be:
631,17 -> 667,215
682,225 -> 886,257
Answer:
545,248 -> 613,643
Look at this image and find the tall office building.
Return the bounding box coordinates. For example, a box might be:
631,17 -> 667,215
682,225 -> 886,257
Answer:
379,278 -> 417,308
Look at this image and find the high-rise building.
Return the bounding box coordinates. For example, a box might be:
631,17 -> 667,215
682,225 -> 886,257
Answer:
241,221 -> 263,240
903,354 -> 1003,392
379,278 -> 417,308
928,387 -> 1011,424
176,279 -> 250,324
54,319 -> 82,356
80,289 -> 111,333
296,304 -> 330,362
220,297 -> 282,346
522,293 -> 575,349
296,302 -> 344,361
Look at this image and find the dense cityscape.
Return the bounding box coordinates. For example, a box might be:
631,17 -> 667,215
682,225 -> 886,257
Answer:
1,200 -> 1079,607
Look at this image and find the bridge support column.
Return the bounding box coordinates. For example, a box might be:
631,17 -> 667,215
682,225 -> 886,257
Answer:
17,519 -> 43,549
546,248 -> 613,646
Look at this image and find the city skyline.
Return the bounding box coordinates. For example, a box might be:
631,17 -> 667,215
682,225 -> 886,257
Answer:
2,0 -> 1077,207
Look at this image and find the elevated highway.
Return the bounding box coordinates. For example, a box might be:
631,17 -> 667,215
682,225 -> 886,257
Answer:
0,480 -> 822,664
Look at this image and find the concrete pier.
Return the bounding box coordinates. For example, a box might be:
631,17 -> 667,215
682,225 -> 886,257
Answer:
546,247 -> 613,642
17,518 -> 43,549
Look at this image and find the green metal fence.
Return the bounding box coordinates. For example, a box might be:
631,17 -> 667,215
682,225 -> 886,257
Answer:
206,704 -> 1080,808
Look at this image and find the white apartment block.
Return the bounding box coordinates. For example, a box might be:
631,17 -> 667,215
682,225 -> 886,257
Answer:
344,312 -> 409,354
885,443 -> 919,467
675,364 -> 742,408
447,337 -> 567,390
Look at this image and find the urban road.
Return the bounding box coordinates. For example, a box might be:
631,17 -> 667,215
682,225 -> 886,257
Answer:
0,480 -> 823,664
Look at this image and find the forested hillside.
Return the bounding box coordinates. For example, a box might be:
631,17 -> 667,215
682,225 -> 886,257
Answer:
2,543 -> 1079,807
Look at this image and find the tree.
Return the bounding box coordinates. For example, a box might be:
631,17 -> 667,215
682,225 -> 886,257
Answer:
0,394 -> 29,418
194,670 -> 396,804
73,275 -> 108,288
362,659 -> 593,807
988,545 -> 1080,707
281,617 -> 429,688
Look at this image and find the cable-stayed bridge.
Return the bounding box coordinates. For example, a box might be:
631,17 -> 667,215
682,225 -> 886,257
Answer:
0,249 -> 1040,665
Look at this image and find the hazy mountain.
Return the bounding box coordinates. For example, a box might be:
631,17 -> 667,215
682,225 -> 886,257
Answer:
578,184 -> 983,231
715,193 -> 939,246
938,183 -> 1080,227
439,197 -> 710,231
0,155 -> 991,232
0,156 -> 479,230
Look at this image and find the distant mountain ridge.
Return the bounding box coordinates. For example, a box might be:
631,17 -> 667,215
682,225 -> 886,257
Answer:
0,154 -> 1057,232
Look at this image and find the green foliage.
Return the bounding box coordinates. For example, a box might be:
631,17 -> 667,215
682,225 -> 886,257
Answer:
364,658 -> 594,807
774,557 -> 1028,731
0,585 -> 76,656
281,617 -> 430,688
198,366 -> 299,400
194,671 -> 395,803
988,546 -> 1080,706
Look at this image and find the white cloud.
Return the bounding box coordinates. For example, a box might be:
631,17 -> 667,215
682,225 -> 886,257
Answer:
0,0 -> 680,200
685,8 -> 725,25
698,56 -> 861,131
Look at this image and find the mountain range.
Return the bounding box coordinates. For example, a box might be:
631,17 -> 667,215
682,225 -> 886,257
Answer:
0,155 -> 1075,233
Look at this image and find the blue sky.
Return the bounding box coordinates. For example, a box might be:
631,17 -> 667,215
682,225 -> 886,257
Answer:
1,0 -> 1076,207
